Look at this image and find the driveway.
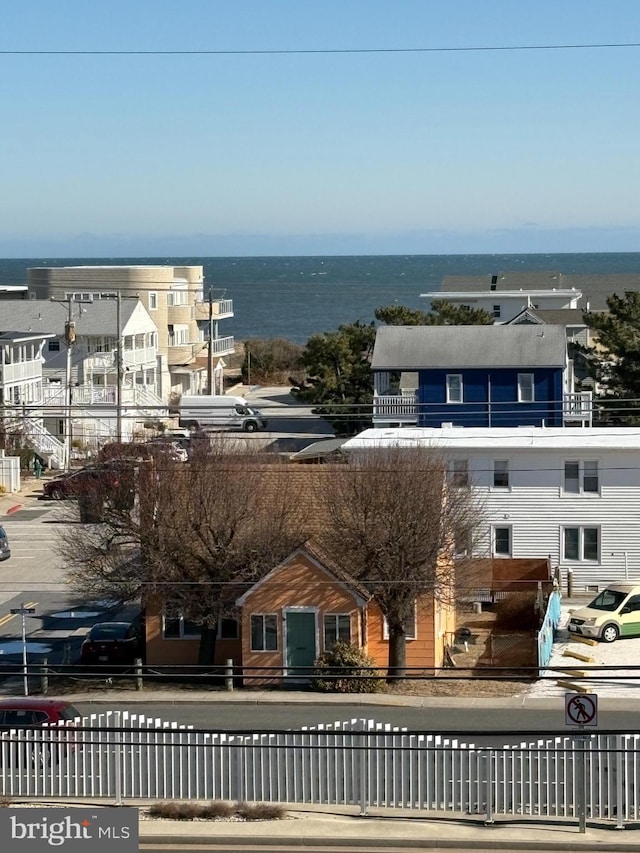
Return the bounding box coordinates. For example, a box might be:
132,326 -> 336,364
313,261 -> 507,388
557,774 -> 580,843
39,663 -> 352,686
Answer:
529,604 -> 640,698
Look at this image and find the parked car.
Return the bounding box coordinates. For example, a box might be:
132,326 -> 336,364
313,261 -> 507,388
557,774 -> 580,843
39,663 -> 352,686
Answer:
144,438 -> 189,462
0,698 -> 82,764
80,621 -> 141,666
567,582 -> 640,642
0,525 -> 10,561
0,698 -> 81,727
43,464 -> 130,501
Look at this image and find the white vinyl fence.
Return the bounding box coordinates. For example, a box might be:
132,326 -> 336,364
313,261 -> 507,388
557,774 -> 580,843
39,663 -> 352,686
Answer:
0,712 -> 636,828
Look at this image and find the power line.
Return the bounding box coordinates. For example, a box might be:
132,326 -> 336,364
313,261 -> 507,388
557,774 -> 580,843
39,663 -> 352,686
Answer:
1,42 -> 640,57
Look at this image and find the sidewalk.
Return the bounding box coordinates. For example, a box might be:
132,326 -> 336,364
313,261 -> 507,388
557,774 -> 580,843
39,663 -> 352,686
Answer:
0,474 -> 46,516
136,805 -> 640,851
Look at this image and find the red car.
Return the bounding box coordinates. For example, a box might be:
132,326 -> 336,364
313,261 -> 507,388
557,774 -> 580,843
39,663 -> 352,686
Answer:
43,464 -> 131,500
0,698 -> 82,764
0,698 -> 81,727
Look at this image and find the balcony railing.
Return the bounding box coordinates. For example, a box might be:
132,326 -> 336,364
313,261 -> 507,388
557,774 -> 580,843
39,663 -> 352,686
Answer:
84,347 -> 157,372
193,298 -> 234,322
0,360 -> 43,384
373,391 -> 594,427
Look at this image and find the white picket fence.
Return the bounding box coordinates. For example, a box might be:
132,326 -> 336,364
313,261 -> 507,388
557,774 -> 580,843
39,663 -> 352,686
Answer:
0,713 -> 637,827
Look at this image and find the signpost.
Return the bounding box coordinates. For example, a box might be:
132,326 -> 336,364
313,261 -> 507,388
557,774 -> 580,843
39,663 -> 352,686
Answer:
565,693 -> 598,834
10,606 -> 36,697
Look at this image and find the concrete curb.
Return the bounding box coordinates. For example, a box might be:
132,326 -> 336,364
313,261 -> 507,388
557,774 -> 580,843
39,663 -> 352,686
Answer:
5,503 -> 23,515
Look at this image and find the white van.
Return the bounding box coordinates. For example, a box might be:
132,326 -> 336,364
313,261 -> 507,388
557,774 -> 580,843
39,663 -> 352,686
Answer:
179,395 -> 268,432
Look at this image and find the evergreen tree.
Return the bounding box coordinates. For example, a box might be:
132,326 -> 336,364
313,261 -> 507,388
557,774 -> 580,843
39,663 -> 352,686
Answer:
375,299 -> 494,326
582,291 -> 640,421
290,321 -> 376,434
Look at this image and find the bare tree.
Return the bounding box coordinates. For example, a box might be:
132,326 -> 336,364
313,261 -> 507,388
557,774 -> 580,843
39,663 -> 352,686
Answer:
316,447 -> 482,680
61,439 -> 306,663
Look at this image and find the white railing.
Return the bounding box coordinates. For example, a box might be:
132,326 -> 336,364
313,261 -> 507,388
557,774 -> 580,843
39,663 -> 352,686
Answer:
563,391 -> 593,426
84,347 -> 157,372
209,335 -> 234,355
373,394 -> 418,418
0,361 -> 42,384
0,713 -> 634,829
21,417 -> 65,467
194,298 -> 234,320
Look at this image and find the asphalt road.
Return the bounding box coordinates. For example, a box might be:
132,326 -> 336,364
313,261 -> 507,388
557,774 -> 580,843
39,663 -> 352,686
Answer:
71,700 -> 640,744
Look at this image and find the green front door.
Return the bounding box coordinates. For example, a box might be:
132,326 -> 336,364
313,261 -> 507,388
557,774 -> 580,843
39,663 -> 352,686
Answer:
285,611 -> 317,678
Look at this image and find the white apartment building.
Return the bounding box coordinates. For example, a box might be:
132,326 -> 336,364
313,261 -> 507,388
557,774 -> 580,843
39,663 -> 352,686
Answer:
27,265 -> 235,397
343,427 -> 640,592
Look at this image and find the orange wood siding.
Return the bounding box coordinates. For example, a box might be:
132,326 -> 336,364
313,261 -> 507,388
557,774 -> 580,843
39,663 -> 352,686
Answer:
241,551 -> 362,686
145,606 -> 242,667
365,596 -> 439,671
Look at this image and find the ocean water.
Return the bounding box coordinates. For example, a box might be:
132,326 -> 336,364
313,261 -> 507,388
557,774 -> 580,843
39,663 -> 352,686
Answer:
1,253 -> 639,344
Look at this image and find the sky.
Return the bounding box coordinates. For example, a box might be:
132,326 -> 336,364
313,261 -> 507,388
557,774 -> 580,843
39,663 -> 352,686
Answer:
1,0 -> 640,257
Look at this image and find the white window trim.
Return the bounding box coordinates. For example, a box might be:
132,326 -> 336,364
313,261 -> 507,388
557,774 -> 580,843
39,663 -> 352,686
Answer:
446,374 -> 463,404
162,613 -> 201,640
148,291 -> 158,310
492,525 -> 512,557
450,459 -> 470,488
562,459 -> 601,497
562,525 -> 601,562
250,613 -> 278,652
492,459 -> 511,490
322,613 -> 352,649
383,602 -> 417,641
517,373 -> 535,403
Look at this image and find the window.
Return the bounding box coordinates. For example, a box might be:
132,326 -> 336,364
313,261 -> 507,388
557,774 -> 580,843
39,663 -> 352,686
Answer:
383,606 -> 417,641
323,614 -> 351,649
217,618 -> 239,640
518,373 -> 534,403
493,526 -> 512,557
563,461 -> 599,495
148,291 -> 158,310
48,340 -> 60,352
250,614 -> 278,651
162,614 -> 201,639
563,527 -> 599,561
450,459 -> 469,488
493,304 -> 501,318
167,290 -> 189,307
446,374 -> 463,403
453,526 -> 472,557
493,460 -> 510,489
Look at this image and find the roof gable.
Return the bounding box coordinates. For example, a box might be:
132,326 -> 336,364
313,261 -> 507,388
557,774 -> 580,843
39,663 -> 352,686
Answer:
236,540 -> 370,607
372,324 -> 567,370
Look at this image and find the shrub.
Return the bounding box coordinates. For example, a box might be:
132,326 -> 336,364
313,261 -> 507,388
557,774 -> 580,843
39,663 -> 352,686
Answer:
0,485 -> 6,496
146,800 -> 284,821
236,802 -> 285,821
312,641 -> 384,693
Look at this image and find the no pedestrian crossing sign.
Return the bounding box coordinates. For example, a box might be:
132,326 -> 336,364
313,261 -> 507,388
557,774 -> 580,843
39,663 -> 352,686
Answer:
565,693 -> 598,728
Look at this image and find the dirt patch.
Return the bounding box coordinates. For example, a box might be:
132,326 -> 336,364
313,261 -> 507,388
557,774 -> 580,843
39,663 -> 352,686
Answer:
386,677 -> 530,698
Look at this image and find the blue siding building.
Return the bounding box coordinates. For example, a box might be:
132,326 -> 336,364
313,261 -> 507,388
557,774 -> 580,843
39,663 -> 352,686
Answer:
372,325 -> 591,429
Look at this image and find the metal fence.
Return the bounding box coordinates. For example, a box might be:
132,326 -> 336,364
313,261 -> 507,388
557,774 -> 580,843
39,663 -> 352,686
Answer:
0,713 -> 635,829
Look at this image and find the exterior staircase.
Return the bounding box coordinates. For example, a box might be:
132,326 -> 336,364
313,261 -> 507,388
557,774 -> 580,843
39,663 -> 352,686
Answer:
22,417 -> 65,469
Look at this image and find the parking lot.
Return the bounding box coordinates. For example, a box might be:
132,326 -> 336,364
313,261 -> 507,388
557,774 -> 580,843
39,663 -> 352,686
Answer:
530,604 -> 640,698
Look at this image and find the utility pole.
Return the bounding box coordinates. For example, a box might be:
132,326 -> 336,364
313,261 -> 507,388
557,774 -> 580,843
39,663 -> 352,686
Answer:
64,305 -> 76,470
116,290 -> 123,443
207,287 -> 214,395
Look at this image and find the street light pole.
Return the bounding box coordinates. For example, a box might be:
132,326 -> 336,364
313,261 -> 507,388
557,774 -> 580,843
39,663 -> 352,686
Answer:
11,605 -> 36,697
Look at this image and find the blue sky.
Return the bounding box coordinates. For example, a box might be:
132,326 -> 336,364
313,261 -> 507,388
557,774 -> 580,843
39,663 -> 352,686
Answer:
2,0 -> 640,256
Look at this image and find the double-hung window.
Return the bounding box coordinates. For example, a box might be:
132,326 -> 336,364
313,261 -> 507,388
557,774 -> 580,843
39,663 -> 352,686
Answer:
250,614 -> 278,651
450,459 -> 469,488
493,526 -> 512,557
493,460 -> 510,489
148,291 -> 158,310
162,614 -> 201,639
446,374 -> 463,403
563,527 -> 599,561
564,461 -> 599,495
517,373 -> 534,403
323,614 -> 351,649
